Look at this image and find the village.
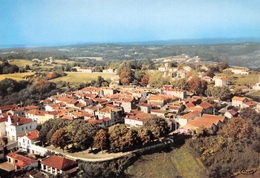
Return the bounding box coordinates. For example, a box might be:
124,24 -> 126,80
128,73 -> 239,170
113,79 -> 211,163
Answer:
0,59 -> 259,177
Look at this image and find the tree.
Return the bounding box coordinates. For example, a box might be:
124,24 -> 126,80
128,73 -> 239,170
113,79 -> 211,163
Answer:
50,128 -> 68,152
172,78 -> 187,89
95,76 -> 109,87
149,71 -> 169,88
141,74 -> 150,87
25,64 -> 30,70
220,117 -> 249,140
240,107 -> 260,127
137,127 -> 152,145
71,122 -> 99,150
217,62 -> 229,72
94,129 -> 109,152
144,116 -> 168,139
39,119 -> 54,144
134,70 -> 145,84
205,86 -> 231,101
120,67 -> 134,85
31,78 -> 56,98
108,124 -> 137,152
39,118 -> 70,144
187,76 -> 200,94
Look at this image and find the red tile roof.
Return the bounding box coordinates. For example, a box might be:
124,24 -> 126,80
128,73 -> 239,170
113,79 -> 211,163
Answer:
232,96 -> 247,101
18,130 -> 39,140
198,101 -> 212,109
7,116 -> 34,126
7,152 -> 37,167
41,155 -> 77,170
244,101 -> 257,107
0,104 -> 17,111
27,109 -> 46,116
181,110 -> 201,119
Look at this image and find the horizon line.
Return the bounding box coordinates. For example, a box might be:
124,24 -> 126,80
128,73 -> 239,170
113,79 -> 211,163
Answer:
1,37 -> 260,50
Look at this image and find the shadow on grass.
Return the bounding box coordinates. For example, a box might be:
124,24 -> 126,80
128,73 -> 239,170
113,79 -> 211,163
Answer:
88,148 -> 101,154
173,133 -> 192,148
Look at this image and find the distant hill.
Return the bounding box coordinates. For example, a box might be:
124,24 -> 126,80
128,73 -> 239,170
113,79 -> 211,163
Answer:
1,39 -> 260,68
126,37 -> 260,46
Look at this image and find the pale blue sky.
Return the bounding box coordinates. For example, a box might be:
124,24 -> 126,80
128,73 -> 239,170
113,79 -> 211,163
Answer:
0,0 -> 259,47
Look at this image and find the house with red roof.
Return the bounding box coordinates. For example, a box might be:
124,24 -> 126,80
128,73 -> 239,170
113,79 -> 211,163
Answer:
202,76 -> 212,82
101,87 -> 118,96
215,76 -> 229,87
179,114 -> 227,134
161,86 -> 186,99
6,152 -> 38,172
151,109 -> 166,118
137,103 -> 152,113
224,109 -> 238,119
232,96 -> 249,108
148,94 -> 175,108
81,86 -> 101,95
120,96 -> 138,113
17,130 -> 39,152
177,110 -> 202,127
94,106 -> 123,126
125,110 -> 154,127
5,115 -> 37,141
7,105 -> 39,118
230,67 -> 249,75
41,155 -> 78,176
195,101 -> 214,114
243,101 -> 257,108
0,104 -> 17,114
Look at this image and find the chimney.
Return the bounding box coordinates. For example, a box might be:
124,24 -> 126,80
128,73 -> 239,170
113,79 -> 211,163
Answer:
7,115 -> 12,123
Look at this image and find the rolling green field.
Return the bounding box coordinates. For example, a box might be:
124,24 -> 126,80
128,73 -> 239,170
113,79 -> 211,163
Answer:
7,59 -> 75,69
0,71 -> 116,85
233,73 -> 259,85
126,145 -> 208,178
49,72 -> 116,85
8,59 -> 34,67
0,72 -> 34,81
217,72 -> 259,86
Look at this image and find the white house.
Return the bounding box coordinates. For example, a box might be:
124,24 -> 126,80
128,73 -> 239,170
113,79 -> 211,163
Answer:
125,110 -> 153,127
17,130 -> 39,152
5,115 -> 37,141
41,155 -> 78,176
232,96 -> 249,108
6,152 -> 38,172
230,67 -> 249,75
137,103 -> 152,113
176,110 -> 202,127
215,77 -> 229,87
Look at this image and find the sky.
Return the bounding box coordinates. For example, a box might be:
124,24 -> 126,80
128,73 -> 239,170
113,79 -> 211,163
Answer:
0,0 -> 260,47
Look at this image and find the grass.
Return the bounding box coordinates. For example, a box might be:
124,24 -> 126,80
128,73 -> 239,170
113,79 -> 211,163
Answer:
0,72 -> 34,81
246,90 -> 260,101
7,59 -> 75,69
233,73 -> 259,85
127,145 -> 208,178
8,59 -> 34,67
49,72 -> 116,85
217,72 -> 259,86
